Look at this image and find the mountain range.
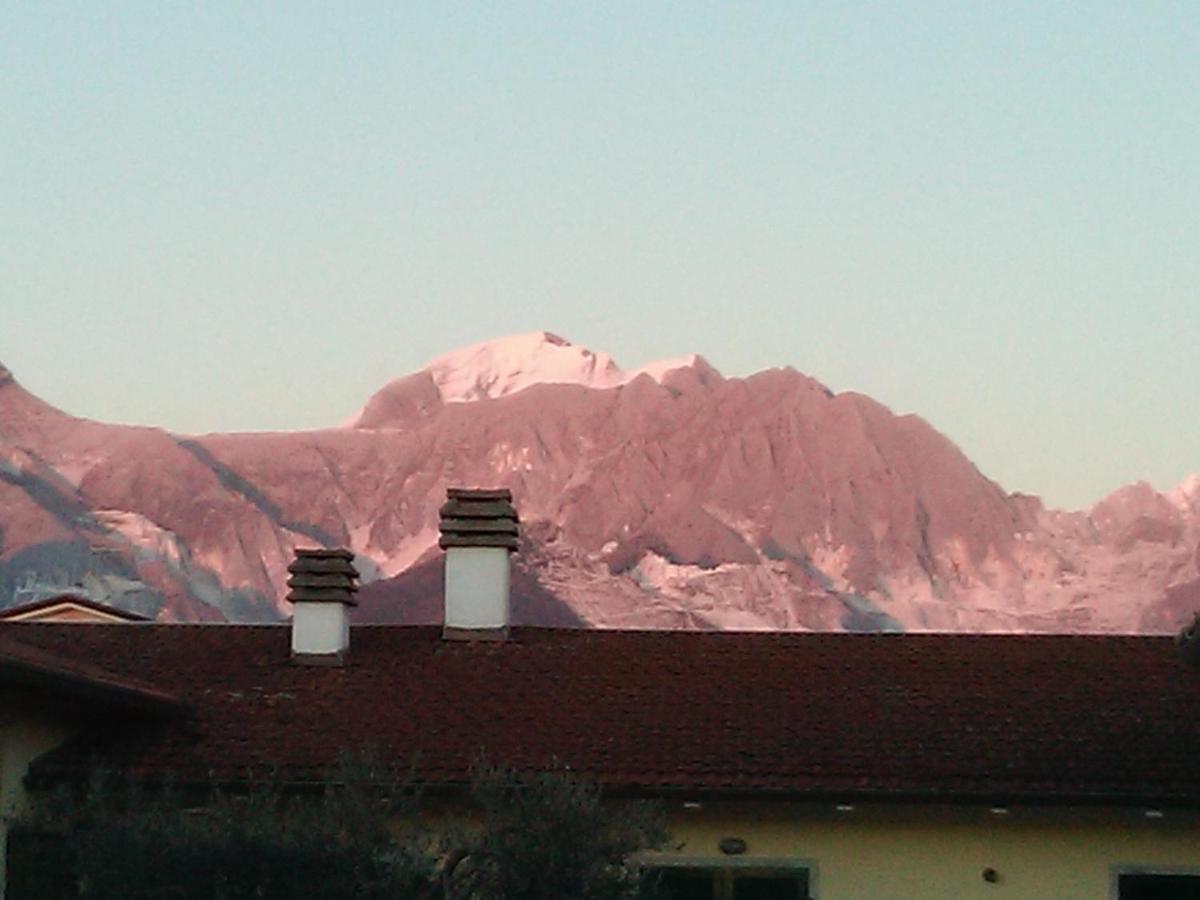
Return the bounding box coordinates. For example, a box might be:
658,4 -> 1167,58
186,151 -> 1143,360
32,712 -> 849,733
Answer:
1,332 -> 1196,633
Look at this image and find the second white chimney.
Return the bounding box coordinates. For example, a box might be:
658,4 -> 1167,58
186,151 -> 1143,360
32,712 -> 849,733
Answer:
439,488 -> 518,639
287,547 -> 358,663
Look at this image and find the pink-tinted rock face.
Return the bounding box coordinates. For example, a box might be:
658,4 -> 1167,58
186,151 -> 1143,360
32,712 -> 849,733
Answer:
0,337 -> 1196,633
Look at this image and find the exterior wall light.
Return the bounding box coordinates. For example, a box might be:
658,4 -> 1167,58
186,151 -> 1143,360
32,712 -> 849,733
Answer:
718,837 -> 747,856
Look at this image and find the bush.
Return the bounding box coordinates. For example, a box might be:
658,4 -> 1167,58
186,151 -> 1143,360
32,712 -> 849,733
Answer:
8,758 -> 665,900
443,764 -> 665,900
10,756 -> 431,899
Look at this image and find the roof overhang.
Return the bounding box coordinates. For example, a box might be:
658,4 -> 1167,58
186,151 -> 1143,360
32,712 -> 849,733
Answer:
0,639 -> 187,717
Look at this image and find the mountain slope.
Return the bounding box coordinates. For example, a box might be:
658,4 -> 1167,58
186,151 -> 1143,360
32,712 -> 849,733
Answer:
1,336 -> 1195,632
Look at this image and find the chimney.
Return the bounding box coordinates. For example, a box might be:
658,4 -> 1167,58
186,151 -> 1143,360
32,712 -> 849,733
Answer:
439,488 -> 519,639
287,548 -> 358,663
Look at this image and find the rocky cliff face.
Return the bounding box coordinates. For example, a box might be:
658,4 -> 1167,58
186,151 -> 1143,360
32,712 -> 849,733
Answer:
1,333 -> 1196,632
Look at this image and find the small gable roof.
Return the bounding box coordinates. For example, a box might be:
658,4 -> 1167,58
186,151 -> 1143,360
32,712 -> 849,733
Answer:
1,594 -> 151,623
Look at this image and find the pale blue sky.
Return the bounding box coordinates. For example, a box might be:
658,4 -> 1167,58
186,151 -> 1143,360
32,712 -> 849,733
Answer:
2,2 -> 1197,509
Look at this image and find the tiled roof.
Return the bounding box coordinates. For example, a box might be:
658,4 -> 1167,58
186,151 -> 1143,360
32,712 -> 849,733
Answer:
4,623 -> 1200,806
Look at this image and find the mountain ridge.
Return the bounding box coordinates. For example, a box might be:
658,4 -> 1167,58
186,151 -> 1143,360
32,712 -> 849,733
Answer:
1,336 -> 1196,633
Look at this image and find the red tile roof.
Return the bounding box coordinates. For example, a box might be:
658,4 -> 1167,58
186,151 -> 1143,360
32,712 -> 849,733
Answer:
4,623 -> 1199,806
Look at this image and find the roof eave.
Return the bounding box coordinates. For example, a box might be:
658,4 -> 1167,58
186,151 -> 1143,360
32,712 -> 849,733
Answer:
0,657 -> 189,717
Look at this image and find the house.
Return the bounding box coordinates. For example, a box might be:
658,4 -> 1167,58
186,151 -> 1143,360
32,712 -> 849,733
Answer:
2,489 -> 1200,899
0,594 -> 151,624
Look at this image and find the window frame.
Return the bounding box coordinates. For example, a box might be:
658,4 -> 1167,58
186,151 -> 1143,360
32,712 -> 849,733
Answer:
1110,865 -> 1200,899
641,854 -> 818,900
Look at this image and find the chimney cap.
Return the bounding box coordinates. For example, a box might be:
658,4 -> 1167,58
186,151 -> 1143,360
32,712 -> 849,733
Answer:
287,547 -> 359,606
439,487 -> 519,551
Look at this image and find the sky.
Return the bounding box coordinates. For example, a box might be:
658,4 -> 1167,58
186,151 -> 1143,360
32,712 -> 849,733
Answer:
2,2 -> 1197,510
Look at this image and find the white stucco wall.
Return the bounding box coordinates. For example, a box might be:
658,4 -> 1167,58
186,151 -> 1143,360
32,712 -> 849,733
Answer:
291,602 -> 350,656
444,546 -> 510,631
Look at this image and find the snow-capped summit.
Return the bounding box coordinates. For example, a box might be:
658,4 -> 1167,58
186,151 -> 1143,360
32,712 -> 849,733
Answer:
423,332 -> 715,403
349,333 -> 720,428
426,332 -> 625,402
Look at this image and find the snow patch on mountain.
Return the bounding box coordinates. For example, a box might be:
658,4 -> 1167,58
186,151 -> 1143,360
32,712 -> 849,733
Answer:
1169,474 -> 1200,512
93,510 -> 188,565
425,332 -> 713,402
630,354 -> 705,383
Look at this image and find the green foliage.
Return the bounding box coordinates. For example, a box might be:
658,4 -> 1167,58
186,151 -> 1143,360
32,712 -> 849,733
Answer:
8,757 -> 665,900
444,763 -> 666,900
11,755 -> 432,899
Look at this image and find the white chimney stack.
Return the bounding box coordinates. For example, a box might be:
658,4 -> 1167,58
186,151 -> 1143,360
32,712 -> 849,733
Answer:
439,488 -> 519,639
287,548 -> 358,663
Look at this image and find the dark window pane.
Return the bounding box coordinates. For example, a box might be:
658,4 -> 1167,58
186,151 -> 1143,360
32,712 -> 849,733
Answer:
648,868 -> 716,900
733,873 -> 809,900
1120,874 -> 1200,900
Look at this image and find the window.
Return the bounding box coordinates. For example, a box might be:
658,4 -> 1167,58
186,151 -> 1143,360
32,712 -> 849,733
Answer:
732,873 -> 809,900
653,867 -> 714,900
1118,873 -> 1200,900
646,865 -> 811,900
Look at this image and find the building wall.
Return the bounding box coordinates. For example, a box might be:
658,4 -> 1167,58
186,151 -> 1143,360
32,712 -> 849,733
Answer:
0,692 -> 75,900
654,801 -> 1200,900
